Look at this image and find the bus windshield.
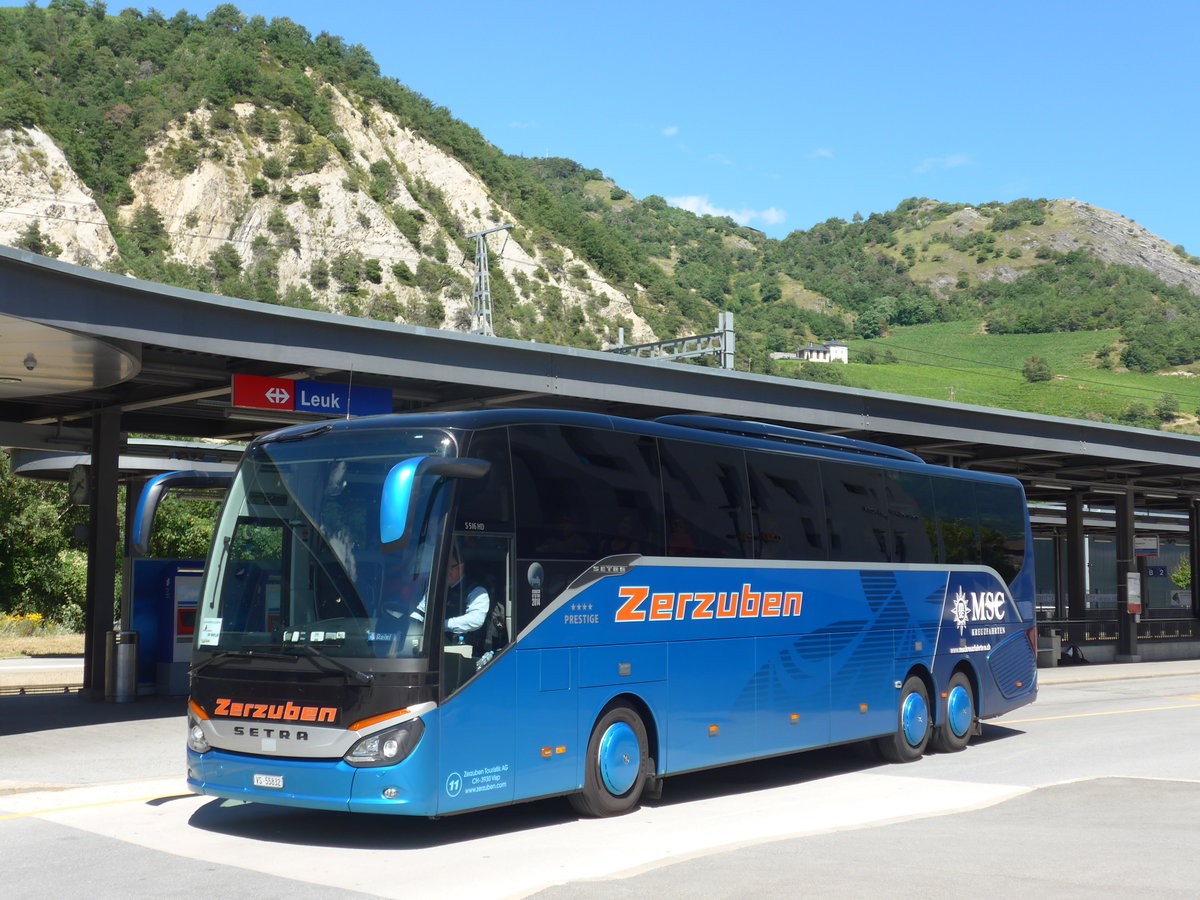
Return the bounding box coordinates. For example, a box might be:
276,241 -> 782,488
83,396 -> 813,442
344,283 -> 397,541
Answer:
195,425 -> 458,665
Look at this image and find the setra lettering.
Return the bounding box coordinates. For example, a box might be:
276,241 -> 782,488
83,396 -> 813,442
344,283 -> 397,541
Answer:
232,726 -> 310,741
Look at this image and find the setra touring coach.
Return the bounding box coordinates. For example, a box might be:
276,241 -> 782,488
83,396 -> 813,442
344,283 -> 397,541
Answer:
186,409 -> 1037,817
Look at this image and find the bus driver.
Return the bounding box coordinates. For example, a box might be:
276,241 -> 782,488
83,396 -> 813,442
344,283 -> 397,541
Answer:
412,544 -> 490,651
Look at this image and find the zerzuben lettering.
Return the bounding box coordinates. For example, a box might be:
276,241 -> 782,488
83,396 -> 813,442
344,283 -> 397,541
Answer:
213,697 -> 337,723
615,584 -> 802,623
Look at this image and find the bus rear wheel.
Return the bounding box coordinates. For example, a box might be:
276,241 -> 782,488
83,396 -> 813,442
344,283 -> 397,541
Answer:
877,675 -> 930,763
570,704 -> 649,817
930,672 -> 975,753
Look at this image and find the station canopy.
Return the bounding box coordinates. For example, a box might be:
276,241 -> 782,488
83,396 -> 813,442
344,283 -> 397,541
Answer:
5,244 -> 1200,509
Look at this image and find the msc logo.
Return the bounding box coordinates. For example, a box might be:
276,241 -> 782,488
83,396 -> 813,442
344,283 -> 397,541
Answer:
950,587 -> 1007,634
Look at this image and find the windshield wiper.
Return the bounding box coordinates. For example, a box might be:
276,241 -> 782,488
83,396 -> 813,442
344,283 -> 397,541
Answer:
190,648 -> 297,677
191,643 -> 373,684
290,643 -> 374,684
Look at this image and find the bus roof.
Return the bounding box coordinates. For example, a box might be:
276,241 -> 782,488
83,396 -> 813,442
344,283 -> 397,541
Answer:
252,409 -> 1022,488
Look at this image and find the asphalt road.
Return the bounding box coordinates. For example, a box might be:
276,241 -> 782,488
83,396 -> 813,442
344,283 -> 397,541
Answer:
1,660 -> 1199,899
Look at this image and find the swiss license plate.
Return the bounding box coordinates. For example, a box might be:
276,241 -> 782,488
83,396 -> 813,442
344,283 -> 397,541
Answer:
253,773 -> 284,789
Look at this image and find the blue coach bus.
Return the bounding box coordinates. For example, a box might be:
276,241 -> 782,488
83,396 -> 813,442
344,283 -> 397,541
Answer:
186,409 -> 1037,817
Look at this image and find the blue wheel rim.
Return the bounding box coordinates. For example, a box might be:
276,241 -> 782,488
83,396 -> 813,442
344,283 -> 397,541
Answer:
598,721 -> 640,796
901,690 -> 929,747
947,684 -> 972,738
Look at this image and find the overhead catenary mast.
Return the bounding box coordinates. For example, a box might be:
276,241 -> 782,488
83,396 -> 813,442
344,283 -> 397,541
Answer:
466,223 -> 514,336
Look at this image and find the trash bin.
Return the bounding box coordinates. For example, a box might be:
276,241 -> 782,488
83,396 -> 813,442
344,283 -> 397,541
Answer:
105,630 -> 138,702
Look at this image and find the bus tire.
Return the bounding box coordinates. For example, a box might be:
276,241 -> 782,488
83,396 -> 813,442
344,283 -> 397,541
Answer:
877,674 -> 930,763
569,704 -> 649,817
930,671 -> 974,753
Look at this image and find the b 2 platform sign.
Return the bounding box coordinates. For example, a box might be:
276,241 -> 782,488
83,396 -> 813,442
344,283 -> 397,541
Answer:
231,374 -> 391,417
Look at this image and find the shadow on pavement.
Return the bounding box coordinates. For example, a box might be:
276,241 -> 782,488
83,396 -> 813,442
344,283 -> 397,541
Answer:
188,793 -> 579,849
975,722 -> 1026,743
187,743 -> 911,850
0,692 -> 186,736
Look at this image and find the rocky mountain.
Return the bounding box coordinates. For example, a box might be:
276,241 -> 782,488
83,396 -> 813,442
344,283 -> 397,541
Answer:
0,92 -> 656,347
882,198 -> 1200,298
0,126 -> 117,266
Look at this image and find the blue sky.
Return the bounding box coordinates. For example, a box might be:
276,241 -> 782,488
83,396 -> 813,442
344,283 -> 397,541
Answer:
126,1 -> 1198,250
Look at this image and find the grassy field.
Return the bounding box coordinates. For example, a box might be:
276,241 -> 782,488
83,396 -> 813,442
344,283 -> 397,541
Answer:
0,633 -> 85,658
780,322 -> 1200,430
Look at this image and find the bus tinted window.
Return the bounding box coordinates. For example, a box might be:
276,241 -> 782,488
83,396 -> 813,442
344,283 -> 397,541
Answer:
510,425 -> 663,561
886,471 -> 937,564
824,462 -> 890,563
660,439 -> 751,558
747,450 -> 826,560
456,428 -> 513,533
975,481 -> 1027,582
933,476 -> 981,565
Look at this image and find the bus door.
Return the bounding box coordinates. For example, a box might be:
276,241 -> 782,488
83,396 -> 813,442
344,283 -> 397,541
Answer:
436,532 -> 517,813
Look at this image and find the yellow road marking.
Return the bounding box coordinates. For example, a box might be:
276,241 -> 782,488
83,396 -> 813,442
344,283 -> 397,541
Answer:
0,793 -> 192,821
1003,702 -> 1200,724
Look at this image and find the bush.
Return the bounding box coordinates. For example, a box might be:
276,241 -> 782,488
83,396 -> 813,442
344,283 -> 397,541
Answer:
1022,355 -> 1053,383
1156,393 -> 1180,421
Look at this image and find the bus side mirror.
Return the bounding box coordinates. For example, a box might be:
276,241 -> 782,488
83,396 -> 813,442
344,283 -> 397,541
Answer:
132,471 -> 233,558
380,456 -> 490,548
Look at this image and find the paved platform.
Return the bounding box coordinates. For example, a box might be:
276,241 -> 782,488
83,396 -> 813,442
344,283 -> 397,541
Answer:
0,653 -> 1195,797
1037,656 -> 1200,685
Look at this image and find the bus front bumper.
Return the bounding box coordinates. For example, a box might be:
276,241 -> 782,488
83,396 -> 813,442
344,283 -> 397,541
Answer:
187,746 -> 438,816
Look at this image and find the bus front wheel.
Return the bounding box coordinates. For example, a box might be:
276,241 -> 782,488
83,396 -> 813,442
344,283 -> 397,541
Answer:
570,704 -> 649,817
877,675 -> 930,763
930,671 -> 975,753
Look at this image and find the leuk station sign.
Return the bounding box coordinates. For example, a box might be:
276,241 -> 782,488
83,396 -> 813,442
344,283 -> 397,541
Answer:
231,374 -> 392,417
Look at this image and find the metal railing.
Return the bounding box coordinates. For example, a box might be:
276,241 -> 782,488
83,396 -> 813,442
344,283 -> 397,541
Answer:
1037,617 -> 1200,643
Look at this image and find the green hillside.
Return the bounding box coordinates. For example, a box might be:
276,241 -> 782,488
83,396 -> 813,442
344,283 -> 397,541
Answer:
776,322 -> 1200,432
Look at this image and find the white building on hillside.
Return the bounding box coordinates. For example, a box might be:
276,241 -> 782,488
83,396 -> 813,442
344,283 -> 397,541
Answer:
797,340 -> 849,364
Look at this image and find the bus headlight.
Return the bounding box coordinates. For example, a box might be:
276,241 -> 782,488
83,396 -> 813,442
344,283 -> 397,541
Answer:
187,715 -> 211,754
344,719 -> 424,768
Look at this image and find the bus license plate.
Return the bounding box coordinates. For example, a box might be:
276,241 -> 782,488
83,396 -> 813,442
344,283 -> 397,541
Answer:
253,773 -> 284,789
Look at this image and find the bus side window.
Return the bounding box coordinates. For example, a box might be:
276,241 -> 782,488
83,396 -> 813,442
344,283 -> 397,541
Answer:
457,429 -> 513,533
660,438 -> 751,559
932,476 -> 981,565
510,425 -> 663,562
747,450 -> 826,560
975,482 -> 1027,583
823,462 -> 890,563
886,471 -> 937,564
